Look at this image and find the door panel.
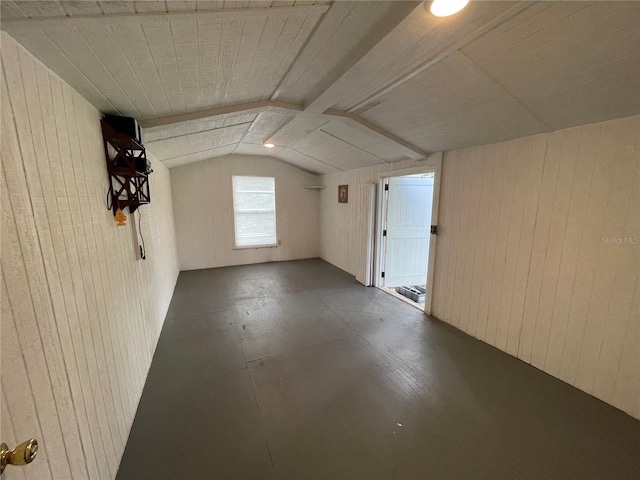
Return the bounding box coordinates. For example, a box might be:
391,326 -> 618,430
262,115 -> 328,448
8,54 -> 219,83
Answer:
384,177 -> 434,288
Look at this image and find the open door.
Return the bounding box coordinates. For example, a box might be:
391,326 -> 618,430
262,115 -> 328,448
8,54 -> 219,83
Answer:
382,175 -> 434,288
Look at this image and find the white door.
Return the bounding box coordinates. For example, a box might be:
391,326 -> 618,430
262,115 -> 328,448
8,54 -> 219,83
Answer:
383,176 -> 434,288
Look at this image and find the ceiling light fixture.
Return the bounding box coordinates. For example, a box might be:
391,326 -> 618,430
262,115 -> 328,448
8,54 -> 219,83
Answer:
429,0 -> 469,17
264,143 -> 275,148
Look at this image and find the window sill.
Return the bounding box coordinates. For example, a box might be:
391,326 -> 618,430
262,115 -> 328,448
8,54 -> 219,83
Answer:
233,243 -> 279,250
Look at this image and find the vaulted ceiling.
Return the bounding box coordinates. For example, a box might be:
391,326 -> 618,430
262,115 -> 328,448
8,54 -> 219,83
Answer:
2,1 -> 639,173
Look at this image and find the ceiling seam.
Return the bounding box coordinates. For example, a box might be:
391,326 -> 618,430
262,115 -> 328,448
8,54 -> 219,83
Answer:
140,22 -> 175,116
39,29 -> 120,114
160,141 -> 240,162
270,2 -> 348,101
232,112 -> 263,154
251,15 -> 288,102
454,50 -> 555,132
286,145 -> 345,172
346,1 -> 536,115
317,128 -> 387,162
0,4 -> 331,28
140,100 -> 426,158
303,1 -> 422,113
108,23 -> 159,119
147,121 -> 254,142
168,15 -> 188,115
245,13 -> 270,103
74,27 -> 144,118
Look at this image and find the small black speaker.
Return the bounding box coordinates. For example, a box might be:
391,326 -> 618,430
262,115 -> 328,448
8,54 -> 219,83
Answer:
104,114 -> 141,143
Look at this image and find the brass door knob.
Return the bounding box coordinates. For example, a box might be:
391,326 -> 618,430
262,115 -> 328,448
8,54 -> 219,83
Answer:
0,439 -> 38,474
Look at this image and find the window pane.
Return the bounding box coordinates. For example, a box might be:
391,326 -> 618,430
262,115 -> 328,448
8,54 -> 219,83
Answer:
234,192 -> 275,212
234,176 -> 274,192
232,176 -> 277,247
235,212 -> 277,246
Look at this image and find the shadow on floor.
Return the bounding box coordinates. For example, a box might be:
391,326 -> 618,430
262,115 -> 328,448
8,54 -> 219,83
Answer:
117,259 -> 640,480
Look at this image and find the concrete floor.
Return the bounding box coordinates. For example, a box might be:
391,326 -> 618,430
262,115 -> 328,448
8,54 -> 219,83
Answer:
117,259 -> 640,480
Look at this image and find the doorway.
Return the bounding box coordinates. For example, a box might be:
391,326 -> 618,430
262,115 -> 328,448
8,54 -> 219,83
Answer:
374,169 -> 438,312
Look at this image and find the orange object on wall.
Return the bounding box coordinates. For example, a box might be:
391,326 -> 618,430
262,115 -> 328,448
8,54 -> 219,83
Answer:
114,208 -> 127,226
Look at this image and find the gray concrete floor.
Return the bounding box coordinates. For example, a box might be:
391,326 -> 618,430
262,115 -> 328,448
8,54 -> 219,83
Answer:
117,259 -> 640,480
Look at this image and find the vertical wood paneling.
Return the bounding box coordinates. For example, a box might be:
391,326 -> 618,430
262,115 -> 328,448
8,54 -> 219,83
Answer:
61,75 -> 118,479
50,72 -> 112,480
14,42 -> 96,479
451,147 -> 474,330
1,32 -> 180,479
170,155 -> 320,271
318,155 -> 441,285
505,135 -> 546,356
573,118 -> 638,394
495,138 -> 528,350
0,385 -> 27,480
477,142 -> 507,341
319,115 -> 639,419
458,145 -> 482,334
440,148 -> 463,326
467,145 -> 492,338
431,115 -> 640,420
2,55 -> 70,479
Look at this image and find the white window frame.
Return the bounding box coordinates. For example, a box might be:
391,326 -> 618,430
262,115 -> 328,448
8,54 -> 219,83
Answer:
231,175 -> 278,249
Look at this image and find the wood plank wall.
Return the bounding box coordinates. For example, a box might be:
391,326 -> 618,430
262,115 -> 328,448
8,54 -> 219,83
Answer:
319,115 -> 639,419
432,115 -> 640,419
0,32 -> 180,480
170,154 -> 321,271
319,156 -> 440,284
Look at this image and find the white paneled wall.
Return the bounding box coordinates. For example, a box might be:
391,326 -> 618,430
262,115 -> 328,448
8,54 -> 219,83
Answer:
319,116 -> 639,419
432,115 -> 640,419
0,32 -> 179,480
171,155 -> 320,270
319,156 -> 440,284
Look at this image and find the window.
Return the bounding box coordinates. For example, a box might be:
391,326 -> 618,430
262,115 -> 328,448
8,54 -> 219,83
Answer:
232,176 -> 277,248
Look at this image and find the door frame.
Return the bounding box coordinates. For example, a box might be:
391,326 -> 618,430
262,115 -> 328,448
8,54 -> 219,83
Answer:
373,153 -> 443,315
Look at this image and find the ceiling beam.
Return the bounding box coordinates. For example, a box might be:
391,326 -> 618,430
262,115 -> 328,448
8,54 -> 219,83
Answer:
270,1 -> 421,112
140,100 -> 427,160
324,109 -> 428,158
139,101 -> 303,128
346,1 -> 535,114
451,51 -> 554,132
0,3 -> 330,30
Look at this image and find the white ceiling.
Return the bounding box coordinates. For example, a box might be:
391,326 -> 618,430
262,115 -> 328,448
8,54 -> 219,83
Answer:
2,1 -> 639,173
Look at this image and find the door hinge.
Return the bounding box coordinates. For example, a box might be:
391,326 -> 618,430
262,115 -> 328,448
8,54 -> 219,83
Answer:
384,184 -> 389,191
381,272 -> 385,278
383,229 -> 387,237
431,225 -> 439,235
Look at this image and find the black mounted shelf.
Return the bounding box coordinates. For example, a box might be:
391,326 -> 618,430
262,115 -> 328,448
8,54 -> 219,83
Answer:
101,119 -> 151,216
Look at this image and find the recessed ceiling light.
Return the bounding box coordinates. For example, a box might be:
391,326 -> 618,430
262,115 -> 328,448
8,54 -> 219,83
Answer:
429,0 -> 469,17
264,143 -> 275,148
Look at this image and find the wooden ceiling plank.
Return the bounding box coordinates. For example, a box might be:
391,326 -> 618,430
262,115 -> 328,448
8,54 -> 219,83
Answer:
138,100 -> 302,127
162,144 -> 236,168
1,3 -> 330,28
325,109 -> 426,159
280,2 -> 421,113
11,1 -> 66,18
345,1 -> 535,115
167,1 -> 198,12
0,0 -> 28,19
133,1 -> 168,14
98,1 -> 136,14
147,122 -> 250,159
80,24 -> 159,119
269,116 -> 329,146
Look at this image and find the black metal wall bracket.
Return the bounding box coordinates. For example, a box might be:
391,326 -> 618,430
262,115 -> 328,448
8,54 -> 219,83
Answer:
101,119 -> 151,216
